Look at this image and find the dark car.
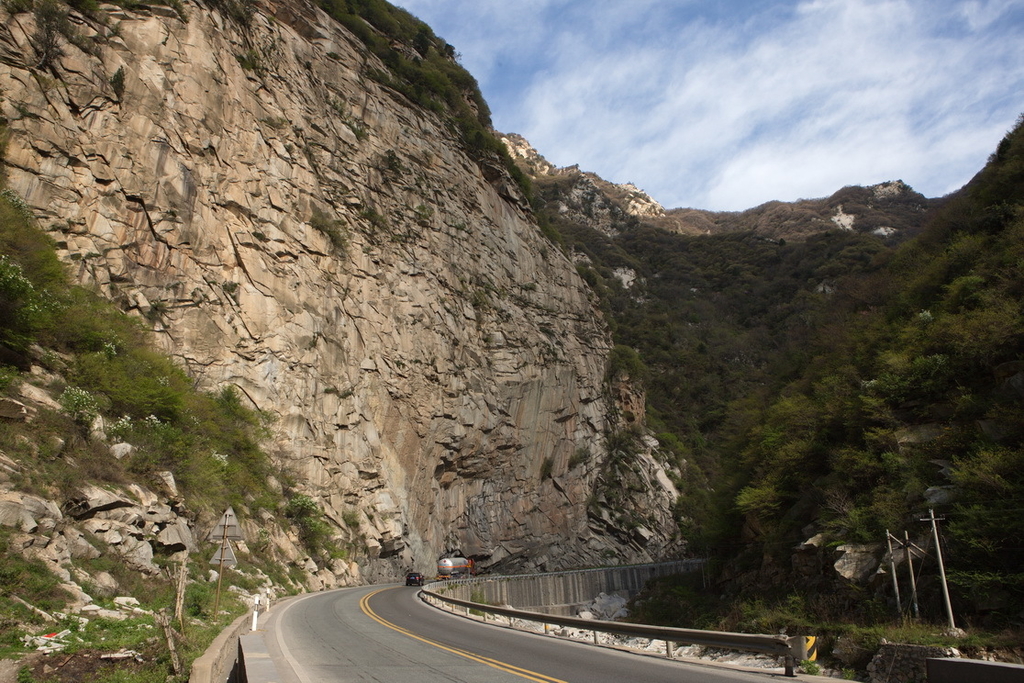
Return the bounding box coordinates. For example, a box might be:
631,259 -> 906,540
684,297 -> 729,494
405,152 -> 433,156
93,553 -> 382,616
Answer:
405,571 -> 424,586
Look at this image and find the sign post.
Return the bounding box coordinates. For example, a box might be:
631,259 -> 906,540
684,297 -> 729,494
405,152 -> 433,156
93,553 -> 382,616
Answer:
209,507 -> 243,615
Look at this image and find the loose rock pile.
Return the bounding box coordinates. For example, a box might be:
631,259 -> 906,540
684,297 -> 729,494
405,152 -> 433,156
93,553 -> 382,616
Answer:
866,642 -> 959,683
576,591 -> 629,621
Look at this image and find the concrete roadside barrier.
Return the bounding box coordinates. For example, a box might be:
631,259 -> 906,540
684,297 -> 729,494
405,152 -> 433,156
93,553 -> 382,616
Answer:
927,658 -> 1024,682
188,612 -> 250,683
232,633 -> 285,683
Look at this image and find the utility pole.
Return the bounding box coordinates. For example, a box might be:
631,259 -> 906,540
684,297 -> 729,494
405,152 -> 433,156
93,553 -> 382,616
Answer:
923,508 -> 956,631
904,530 -> 920,619
886,530 -> 902,615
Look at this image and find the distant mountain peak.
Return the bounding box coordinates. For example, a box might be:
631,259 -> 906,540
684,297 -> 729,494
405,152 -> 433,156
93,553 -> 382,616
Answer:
501,133 -> 665,220
870,179 -> 912,199
501,133 -> 558,176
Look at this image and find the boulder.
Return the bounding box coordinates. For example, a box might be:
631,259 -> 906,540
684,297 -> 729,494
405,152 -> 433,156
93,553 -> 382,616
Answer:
66,485 -> 135,519
110,442 -> 136,460
64,527 -> 102,560
156,519 -> 197,552
833,543 -> 883,583
143,503 -> 176,526
0,493 -> 62,533
924,485 -> 957,505
101,507 -> 146,527
59,582 -> 94,610
0,398 -> 32,421
80,604 -> 127,620
0,452 -> 21,476
0,501 -> 35,532
18,382 -> 61,410
117,536 -> 159,575
895,424 -> 945,447
155,471 -> 178,496
1007,371 -> 1024,398
92,571 -> 120,597
46,436 -> 65,457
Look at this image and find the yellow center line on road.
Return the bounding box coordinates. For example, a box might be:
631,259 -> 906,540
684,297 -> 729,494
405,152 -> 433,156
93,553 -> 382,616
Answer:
359,588 -> 568,683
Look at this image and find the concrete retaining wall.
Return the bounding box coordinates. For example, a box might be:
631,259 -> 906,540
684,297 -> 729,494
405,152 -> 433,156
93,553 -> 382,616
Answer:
866,643 -> 956,683
444,561 -> 701,616
927,658 -> 1024,683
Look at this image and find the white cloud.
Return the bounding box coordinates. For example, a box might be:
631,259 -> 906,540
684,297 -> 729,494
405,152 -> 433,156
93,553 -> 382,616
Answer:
394,0 -> 1024,210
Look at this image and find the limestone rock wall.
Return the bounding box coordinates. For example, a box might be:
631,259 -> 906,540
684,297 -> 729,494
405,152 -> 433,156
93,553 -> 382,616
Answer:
0,0 -> 682,578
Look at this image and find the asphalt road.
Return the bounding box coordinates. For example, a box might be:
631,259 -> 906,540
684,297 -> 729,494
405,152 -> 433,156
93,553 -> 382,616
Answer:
262,584 -> 794,683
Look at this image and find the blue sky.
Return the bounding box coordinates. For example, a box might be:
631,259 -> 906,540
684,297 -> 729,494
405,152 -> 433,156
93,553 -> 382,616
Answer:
392,0 -> 1024,211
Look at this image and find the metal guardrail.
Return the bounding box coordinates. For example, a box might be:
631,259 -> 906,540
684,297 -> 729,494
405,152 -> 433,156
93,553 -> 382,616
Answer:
420,574 -> 809,677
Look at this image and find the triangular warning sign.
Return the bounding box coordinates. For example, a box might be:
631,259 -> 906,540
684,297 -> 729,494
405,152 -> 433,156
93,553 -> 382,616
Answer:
209,507 -> 243,541
209,539 -> 237,567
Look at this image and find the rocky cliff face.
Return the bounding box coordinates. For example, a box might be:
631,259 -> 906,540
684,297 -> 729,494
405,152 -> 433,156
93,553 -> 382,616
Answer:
0,0 -> 684,580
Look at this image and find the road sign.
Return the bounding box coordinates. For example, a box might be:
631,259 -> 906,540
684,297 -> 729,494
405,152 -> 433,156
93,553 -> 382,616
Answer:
209,507 -> 242,613
210,507 -> 243,541
209,539 -> 237,568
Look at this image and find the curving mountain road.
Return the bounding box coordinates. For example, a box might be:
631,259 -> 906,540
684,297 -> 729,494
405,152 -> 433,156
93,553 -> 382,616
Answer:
261,585 -> 789,682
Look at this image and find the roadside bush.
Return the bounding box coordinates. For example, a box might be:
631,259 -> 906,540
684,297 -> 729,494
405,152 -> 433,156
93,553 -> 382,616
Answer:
285,494 -> 338,560
184,581 -> 214,618
539,456 -> 554,479
310,208 -> 348,251
0,256 -> 44,353
109,65 -> 125,99
606,344 -> 648,385
30,0 -> 70,69
73,346 -> 189,422
58,386 -> 100,427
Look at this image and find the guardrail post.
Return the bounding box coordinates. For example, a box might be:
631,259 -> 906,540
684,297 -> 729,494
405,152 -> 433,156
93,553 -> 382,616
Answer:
666,640 -> 674,659
783,635 -> 808,677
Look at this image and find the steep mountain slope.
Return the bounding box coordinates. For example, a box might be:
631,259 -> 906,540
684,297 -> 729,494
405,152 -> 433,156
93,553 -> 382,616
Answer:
720,117 -> 1024,623
513,112 -> 1024,628
0,0 -> 685,595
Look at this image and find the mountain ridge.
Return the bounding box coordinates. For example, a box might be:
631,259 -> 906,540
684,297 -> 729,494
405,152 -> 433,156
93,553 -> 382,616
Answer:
505,131 -> 940,241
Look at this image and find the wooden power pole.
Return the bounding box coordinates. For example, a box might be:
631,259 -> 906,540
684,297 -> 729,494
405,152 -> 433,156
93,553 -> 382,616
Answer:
923,508 -> 956,631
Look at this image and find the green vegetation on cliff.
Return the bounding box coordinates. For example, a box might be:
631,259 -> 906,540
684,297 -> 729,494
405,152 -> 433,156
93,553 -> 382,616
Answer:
0,120 -> 335,680
725,116 -> 1024,622
0,185 -> 278,513
314,0 -> 531,195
